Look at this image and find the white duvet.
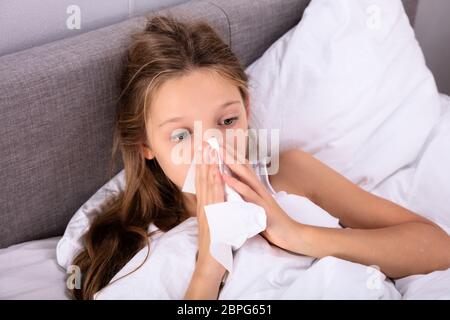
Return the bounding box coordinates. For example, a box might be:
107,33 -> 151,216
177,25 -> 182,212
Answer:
94,191 -> 401,300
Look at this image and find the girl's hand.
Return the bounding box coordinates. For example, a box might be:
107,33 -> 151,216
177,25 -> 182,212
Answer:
218,142 -> 300,252
193,141 -> 227,279
185,142 -> 227,299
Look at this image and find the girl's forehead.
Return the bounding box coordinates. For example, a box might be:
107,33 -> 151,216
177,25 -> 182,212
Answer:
149,70 -> 242,119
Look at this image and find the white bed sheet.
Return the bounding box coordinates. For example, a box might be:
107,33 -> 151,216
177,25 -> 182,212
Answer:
0,236 -> 69,300
1,94 -> 449,300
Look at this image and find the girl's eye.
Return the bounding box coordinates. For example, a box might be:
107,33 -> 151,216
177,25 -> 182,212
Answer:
221,117 -> 238,126
170,129 -> 190,142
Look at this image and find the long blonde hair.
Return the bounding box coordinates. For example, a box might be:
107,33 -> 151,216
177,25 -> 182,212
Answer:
71,15 -> 250,299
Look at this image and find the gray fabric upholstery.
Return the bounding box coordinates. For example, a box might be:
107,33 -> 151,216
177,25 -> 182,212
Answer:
403,0 -> 419,26
0,0 -> 418,248
0,0 -> 191,57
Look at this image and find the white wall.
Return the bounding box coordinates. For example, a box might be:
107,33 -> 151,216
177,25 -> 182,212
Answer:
414,0 -> 450,95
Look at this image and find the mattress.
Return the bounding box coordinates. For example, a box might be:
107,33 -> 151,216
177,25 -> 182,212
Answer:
1,94 -> 449,300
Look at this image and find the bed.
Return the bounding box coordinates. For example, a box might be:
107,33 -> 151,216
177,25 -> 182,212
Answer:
1,91 -> 448,300
2,0 -> 449,299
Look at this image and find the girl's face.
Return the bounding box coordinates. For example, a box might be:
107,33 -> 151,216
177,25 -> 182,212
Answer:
142,68 -> 249,189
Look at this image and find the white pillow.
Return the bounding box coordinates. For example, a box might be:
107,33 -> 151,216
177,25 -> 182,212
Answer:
56,170 -> 126,269
371,94 -> 450,233
246,0 -> 442,192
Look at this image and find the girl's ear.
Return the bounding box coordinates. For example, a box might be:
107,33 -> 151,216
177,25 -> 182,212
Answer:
141,143 -> 155,160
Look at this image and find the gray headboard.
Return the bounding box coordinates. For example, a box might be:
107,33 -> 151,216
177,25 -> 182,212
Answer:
0,0 -> 418,248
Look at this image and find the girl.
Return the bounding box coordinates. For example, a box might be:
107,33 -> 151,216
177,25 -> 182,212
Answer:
71,15 -> 450,300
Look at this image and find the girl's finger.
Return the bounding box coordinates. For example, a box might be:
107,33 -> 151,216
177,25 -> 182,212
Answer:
206,155 -> 214,204
222,171 -> 262,205
195,142 -> 209,204
219,143 -> 267,197
211,167 -> 225,203
220,140 -> 250,167
194,144 -> 202,189
211,150 -> 225,203
206,147 -> 217,203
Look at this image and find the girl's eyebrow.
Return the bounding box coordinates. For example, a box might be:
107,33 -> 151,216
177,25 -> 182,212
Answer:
159,116 -> 185,128
158,100 -> 241,128
220,100 -> 241,109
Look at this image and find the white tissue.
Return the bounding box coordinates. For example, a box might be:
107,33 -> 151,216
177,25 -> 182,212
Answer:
182,137 -> 267,272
